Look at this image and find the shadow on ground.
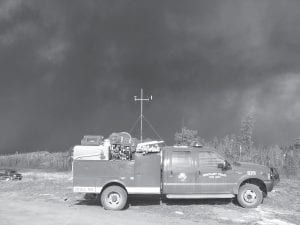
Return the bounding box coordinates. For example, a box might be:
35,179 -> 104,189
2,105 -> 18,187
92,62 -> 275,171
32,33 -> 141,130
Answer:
163,198 -> 236,206
74,193 -> 98,206
75,193 -> 237,207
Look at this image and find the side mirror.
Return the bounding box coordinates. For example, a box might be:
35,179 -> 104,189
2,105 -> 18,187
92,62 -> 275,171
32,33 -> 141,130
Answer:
218,161 -> 231,170
218,162 -> 226,169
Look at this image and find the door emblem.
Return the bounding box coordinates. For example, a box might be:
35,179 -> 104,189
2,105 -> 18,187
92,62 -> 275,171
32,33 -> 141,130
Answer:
178,173 -> 187,181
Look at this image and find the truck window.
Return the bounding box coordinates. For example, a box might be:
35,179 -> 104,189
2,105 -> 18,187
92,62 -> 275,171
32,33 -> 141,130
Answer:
198,151 -> 224,167
171,151 -> 192,171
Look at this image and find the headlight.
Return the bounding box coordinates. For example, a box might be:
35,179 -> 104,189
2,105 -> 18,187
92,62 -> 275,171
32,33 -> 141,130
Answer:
267,168 -> 273,180
269,167 -> 278,180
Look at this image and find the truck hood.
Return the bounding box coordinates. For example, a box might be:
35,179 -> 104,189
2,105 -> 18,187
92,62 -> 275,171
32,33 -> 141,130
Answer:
232,161 -> 269,172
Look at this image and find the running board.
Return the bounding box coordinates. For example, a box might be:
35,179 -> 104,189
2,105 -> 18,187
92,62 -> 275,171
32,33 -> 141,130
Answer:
166,194 -> 235,199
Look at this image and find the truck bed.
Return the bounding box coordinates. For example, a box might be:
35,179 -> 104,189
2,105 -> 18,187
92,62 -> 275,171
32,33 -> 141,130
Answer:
73,153 -> 161,194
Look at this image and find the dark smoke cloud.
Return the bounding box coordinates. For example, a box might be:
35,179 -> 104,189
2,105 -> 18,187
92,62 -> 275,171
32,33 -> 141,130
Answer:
0,0 -> 300,153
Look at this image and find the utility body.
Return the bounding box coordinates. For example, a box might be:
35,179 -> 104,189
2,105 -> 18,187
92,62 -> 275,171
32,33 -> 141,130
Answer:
73,141 -> 279,210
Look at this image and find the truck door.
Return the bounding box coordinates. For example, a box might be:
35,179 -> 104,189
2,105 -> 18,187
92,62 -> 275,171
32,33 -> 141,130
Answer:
163,150 -> 196,194
196,151 -> 234,194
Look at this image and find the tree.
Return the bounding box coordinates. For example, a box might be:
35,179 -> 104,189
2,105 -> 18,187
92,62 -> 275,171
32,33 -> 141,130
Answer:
222,134 -> 239,162
239,109 -> 255,158
212,137 -> 219,149
174,127 -> 203,146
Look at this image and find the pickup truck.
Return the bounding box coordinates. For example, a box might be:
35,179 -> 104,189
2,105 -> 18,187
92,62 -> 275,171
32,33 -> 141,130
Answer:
72,144 -> 279,210
0,169 -> 22,181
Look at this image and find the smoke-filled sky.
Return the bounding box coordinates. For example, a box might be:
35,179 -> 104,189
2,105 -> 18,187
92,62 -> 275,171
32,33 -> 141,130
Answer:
1,0 -> 300,153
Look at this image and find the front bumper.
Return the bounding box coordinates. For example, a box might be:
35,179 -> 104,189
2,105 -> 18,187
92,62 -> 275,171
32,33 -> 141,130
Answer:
265,180 -> 275,192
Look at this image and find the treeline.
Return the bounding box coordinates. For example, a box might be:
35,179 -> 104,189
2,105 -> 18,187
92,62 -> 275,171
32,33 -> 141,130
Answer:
0,151 -> 72,171
1,109 -> 299,177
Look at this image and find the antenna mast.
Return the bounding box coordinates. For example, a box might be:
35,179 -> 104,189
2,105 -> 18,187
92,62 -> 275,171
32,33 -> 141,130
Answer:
134,88 -> 152,143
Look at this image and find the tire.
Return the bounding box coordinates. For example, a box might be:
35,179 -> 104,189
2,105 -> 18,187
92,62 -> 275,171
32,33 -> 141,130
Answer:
100,186 -> 127,210
237,183 -> 263,208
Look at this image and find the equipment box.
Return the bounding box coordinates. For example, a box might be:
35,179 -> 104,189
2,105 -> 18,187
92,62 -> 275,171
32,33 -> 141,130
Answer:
81,135 -> 103,146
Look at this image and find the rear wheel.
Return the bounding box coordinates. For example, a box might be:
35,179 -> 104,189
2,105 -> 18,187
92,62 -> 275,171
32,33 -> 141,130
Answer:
237,183 -> 263,208
100,186 -> 127,210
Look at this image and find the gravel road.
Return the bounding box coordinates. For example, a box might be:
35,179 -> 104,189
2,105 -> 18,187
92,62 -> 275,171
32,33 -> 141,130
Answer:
0,171 -> 299,225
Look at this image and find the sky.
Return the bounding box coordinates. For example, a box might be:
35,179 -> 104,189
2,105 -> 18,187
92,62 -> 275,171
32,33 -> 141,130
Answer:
0,0 -> 300,153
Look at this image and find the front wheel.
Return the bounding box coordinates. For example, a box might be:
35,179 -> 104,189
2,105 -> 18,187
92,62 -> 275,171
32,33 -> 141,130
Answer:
237,184 -> 263,208
100,186 -> 127,210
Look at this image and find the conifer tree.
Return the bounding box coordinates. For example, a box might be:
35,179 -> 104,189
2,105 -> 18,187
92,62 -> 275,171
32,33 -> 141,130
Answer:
239,109 -> 255,158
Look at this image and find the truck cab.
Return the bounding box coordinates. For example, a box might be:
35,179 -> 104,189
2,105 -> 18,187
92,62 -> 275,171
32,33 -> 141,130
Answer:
162,146 -> 279,208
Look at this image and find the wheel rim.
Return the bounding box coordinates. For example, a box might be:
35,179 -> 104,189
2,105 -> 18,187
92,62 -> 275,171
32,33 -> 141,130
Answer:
243,189 -> 257,204
105,192 -> 121,209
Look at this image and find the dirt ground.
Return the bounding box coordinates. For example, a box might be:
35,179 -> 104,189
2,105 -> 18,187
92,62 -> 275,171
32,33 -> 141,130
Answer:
0,170 -> 299,225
